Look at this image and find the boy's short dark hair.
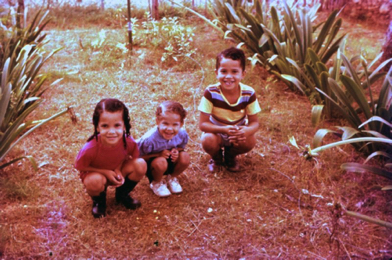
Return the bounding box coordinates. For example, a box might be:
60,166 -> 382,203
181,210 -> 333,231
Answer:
156,101 -> 187,124
216,47 -> 246,71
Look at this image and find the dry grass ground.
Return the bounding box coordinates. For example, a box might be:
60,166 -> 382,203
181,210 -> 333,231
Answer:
0,13 -> 391,258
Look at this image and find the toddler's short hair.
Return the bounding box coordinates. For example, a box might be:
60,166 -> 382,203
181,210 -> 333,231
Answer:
156,101 -> 187,124
216,47 -> 246,71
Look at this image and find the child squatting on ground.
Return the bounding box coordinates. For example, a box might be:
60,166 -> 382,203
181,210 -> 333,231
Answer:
75,98 -> 147,218
137,101 -> 190,197
198,47 -> 261,172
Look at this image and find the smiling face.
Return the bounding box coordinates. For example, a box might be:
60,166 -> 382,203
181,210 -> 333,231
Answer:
156,111 -> 183,140
97,111 -> 125,147
215,57 -> 245,92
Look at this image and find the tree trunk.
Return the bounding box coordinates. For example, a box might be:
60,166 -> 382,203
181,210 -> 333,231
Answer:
16,0 -> 24,30
381,20 -> 392,71
101,0 -> 105,10
152,0 -> 159,20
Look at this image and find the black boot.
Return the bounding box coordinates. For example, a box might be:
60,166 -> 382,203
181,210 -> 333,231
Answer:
208,148 -> 223,173
224,146 -> 241,172
92,191 -> 106,218
115,178 -> 141,210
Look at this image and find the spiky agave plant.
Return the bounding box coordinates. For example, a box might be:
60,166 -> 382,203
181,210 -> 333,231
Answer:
289,65 -> 392,228
0,44 -> 68,170
0,9 -> 68,170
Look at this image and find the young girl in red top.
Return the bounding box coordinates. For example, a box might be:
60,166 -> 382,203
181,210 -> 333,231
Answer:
75,98 -> 147,218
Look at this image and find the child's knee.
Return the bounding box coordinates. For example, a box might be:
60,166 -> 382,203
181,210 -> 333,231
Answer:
134,158 -> 147,175
178,151 -> 190,167
246,135 -> 257,149
237,135 -> 256,153
151,157 -> 169,173
201,133 -> 220,149
83,173 -> 106,193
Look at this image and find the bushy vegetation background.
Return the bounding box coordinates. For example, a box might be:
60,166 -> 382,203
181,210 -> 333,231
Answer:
0,0 -> 390,258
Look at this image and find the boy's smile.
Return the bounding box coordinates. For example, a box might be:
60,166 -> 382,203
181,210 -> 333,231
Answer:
157,111 -> 182,140
97,111 -> 125,147
215,57 -> 245,92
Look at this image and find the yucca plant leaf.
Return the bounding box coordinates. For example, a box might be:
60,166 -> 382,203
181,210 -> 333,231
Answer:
364,151 -> 391,164
316,86 -> 359,127
239,9 -> 263,39
311,105 -> 323,127
342,162 -> 392,180
320,34 -> 345,64
341,53 -> 362,86
259,34 -> 270,48
286,58 -> 313,87
313,9 -> 338,53
312,128 -> 338,148
316,61 -> 328,73
25,55 -> 44,83
340,75 -> 373,120
225,3 -> 241,24
376,66 -> 392,111
368,52 -> 383,71
305,64 -> 321,89
330,44 -> 344,80
368,57 -> 392,79
0,121 -> 31,158
1,58 -> 10,87
26,9 -> 44,34
0,155 -> 37,170
289,136 -> 301,150
311,137 -> 392,156
249,53 -> 264,67
324,78 -> 359,122
346,210 -> 392,228
0,107 -> 69,162
361,130 -> 391,139
319,71 -> 334,118
234,23 -> 251,32
281,74 -> 307,95
308,48 -> 321,67
254,0 -> 263,22
260,24 -> 283,55
0,82 -> 12,128
319,17 -> 342,58
270,6 -> 282,41
283,3 -> 303,61
335,126 -> 360,140
303,9 -> 312,61
0,102 -> 41,155
359,116 -> 392,129
381,185 -> 392,191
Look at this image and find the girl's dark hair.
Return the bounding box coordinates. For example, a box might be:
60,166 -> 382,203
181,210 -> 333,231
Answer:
216,47 -> 246,71
87,98 -> 131,148
156,101 -> 187,124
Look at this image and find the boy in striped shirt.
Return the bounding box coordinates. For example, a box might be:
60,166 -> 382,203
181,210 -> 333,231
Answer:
198,47 -> 261,172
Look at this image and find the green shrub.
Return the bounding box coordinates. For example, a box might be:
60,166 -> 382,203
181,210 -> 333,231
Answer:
211,0 -> 345,106
0,9 -> 68,170
134,13 -> 197,64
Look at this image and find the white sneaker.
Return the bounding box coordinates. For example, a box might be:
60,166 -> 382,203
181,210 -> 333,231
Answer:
167,175 -> 183,194
150,180 -> 171,197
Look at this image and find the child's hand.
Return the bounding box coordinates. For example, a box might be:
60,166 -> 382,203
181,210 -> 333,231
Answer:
110,170 -> 124,187
170,148 -> 179,162
228,126 -> 246,146
159,150 -> 171,159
